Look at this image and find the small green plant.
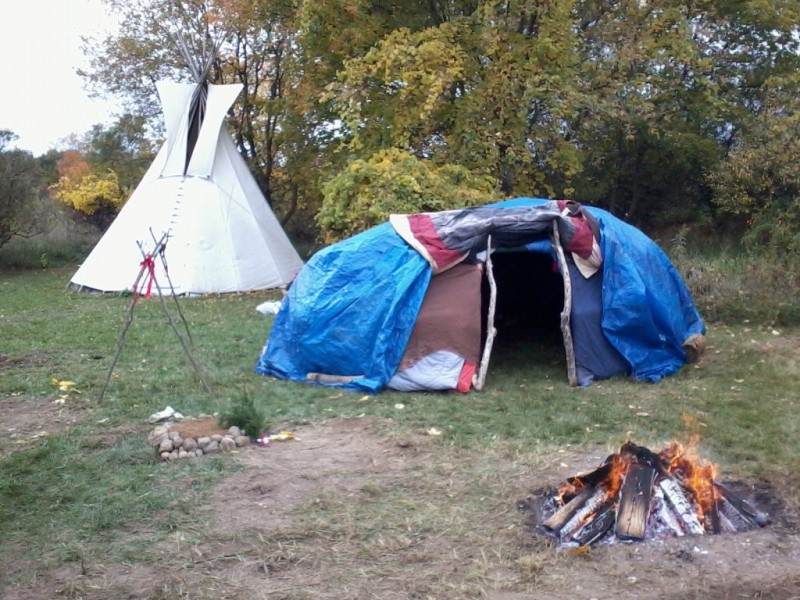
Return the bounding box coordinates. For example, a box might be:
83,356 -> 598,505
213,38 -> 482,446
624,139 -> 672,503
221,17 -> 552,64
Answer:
219,394 -> 269,440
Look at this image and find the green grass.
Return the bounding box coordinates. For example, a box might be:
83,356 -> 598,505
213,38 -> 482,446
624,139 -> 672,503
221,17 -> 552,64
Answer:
1,262 -> 799,590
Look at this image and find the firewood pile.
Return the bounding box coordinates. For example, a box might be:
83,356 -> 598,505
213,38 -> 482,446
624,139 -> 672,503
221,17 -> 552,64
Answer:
521,441 -> 769,548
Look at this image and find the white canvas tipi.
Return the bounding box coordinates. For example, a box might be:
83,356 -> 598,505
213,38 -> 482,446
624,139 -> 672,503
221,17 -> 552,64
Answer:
70,79 -> 304,295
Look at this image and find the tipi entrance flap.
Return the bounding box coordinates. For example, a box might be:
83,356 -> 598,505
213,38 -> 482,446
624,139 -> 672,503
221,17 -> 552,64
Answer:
156,81 -> 195,177
187,83 -> 243,178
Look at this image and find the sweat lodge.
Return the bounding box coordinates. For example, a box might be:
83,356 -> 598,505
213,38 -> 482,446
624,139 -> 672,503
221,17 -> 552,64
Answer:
256,197 -> 706,394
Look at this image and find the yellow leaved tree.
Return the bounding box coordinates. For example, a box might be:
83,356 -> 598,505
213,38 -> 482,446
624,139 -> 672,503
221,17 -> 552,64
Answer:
51,151 -> 125,230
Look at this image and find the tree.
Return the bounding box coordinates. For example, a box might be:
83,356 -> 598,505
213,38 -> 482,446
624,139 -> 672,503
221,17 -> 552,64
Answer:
51,151 -> 125,230
84,115 -> 155,193
0,131 -> 47,248
79,0 -> 800,239
325,0 -> 582,198
84,0 -> 319,232
522,0 -> 800,229
710,73 -> 800,253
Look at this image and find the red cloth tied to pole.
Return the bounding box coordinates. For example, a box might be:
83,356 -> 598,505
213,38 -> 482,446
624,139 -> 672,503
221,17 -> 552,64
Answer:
135,254 -> 157,300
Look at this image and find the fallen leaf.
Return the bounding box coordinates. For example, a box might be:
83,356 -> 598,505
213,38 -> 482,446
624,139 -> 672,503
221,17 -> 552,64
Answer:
269,431 -> 300,442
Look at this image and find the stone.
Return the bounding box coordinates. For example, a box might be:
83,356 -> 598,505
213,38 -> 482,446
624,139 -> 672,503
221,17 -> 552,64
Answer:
221,437 -> 236,452
205,440 -> 219,454
197,437 -> 211,448
159,439 -> 174,453
178,449 -> 189,459
148,426 -> 170,445
227,426 -> 241,438
169,449 -> 179,460
194,448 -> 203,457
148,406 -> 175,424
172,435 -> 184,448
211,434 -> 223,442
182,438 -> 198,451
235,435 -> 251,447
168,431 -> 180,441
160,451 -> 171,460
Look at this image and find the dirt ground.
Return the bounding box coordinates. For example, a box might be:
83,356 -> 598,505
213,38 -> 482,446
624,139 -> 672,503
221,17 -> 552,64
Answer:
3,416 -> 800,600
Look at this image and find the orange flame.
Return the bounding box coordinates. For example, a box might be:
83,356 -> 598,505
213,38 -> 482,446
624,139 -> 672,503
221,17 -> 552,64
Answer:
558,478 -> 585,501
602,451 -> 633,499
660,440 -> 718,528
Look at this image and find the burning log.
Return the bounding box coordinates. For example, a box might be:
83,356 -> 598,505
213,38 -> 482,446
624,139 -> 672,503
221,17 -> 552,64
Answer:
570,501 -> 616,547
652,484 -> 685,537
658,477 -> 706,535
559,487 -> 608,540
527,441 -> 769,548
541,486 -> 597,535
714,481 -> 770,529
615,463 -> 657,540
565,462 -> 612,490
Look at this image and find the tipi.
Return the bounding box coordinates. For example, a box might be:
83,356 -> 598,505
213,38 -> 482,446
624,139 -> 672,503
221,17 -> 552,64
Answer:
71,47 -> 303,295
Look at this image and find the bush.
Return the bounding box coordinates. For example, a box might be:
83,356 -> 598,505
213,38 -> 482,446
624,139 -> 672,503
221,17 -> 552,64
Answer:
317,149 -> 498,242
0,237 -> 91,270
673,250 -> 800,326
219,395 -> 269,440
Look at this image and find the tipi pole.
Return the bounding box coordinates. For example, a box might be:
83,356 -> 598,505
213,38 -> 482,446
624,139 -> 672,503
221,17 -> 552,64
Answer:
98,234 -> 211,401
97,248 -> 154,402
136,240 -> 211,393
149,228 -> 193,346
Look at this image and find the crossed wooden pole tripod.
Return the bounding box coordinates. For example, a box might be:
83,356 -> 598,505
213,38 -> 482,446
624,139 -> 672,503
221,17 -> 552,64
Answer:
98,231 -> 211,401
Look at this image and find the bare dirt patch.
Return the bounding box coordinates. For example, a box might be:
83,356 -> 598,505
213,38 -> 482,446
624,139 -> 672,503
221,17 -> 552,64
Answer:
0,396 -> 89,457
3,417 -> 800,600
171,415 -> 230,439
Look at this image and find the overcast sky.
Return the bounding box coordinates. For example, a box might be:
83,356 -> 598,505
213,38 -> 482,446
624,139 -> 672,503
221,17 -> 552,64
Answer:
0,0 -> 121,156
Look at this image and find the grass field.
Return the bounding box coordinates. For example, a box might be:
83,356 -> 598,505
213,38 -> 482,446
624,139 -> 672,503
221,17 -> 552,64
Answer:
2,263 -> 799,599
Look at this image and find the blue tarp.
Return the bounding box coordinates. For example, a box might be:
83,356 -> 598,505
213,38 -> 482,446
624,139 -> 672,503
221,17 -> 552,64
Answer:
257,223 -> 431,393
495,197 -> 705,382
256,198 -> 705,392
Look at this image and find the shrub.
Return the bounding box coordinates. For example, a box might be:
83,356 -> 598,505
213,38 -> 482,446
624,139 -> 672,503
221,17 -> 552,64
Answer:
219,395 -> 269,440
317,149 -> 498,242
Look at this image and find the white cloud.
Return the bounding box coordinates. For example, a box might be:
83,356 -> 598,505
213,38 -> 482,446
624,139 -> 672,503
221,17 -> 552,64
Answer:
0,0 -> 121,155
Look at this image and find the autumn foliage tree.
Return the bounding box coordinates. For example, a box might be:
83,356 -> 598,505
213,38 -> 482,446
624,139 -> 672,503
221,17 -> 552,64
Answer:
51,151 -> 124,231
79,0 -> 800,243
317,149 -> 497,242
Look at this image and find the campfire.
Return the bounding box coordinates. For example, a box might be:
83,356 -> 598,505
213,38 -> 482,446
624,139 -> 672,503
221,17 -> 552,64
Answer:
523,441 -> 769,548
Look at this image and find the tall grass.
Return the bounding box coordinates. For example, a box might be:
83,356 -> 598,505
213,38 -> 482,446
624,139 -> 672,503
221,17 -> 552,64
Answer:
671,244 -> 800,326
